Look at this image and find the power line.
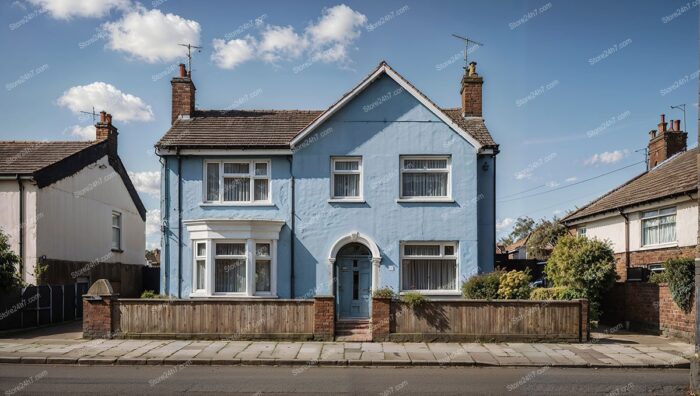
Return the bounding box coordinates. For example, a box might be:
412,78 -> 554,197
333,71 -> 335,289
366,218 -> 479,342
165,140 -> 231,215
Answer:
498,184 -> 547,200
498,160 -> 645,203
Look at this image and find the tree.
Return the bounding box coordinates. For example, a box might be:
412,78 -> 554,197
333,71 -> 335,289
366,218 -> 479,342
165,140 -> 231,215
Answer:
0,229 -> 23,291
545,234 -> 616,320
527,217 -> 568,260
499,216 -> 535,246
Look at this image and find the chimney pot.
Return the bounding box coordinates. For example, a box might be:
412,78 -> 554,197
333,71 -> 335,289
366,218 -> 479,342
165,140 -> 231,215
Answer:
179,63 -> 187,78
660,114 -> 665,123
674,119 -> 681,131
105,113 -> 112,125
100,111 -> 106,123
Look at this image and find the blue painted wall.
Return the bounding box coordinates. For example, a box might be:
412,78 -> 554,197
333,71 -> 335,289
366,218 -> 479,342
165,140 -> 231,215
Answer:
161,74 -> 495,298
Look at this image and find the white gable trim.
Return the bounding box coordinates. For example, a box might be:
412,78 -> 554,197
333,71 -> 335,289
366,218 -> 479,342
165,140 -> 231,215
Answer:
290,64 -> 483,150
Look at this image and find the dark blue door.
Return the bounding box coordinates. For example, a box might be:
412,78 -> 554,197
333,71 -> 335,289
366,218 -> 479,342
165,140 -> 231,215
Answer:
338,257 -> 371,318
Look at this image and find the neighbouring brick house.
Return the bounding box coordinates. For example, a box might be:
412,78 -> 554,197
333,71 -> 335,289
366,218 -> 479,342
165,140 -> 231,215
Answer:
0,113 -> 147,297
562,114 -> 696,281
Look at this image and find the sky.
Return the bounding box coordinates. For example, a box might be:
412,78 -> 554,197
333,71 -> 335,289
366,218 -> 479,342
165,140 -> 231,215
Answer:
0,0 -> 697,249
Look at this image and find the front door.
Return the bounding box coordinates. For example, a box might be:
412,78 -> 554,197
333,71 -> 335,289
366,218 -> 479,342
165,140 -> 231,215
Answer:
338,257 -> 371,318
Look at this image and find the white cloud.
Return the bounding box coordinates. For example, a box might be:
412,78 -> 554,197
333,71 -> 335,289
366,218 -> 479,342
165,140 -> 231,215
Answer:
27,0 -> 130,19
128,171 -> 159,198
211,37 -> 256,69
57,82 -> 154,123
496,217 -> 515,232
546,180 -> 560,188
553,209 -> 563,215
584,149 -> 629,166
65,124 -> 95,140
103,7 -> 201,63
565,176 -> 578,183
145,209 -> 160,249
210,4 -> 367,69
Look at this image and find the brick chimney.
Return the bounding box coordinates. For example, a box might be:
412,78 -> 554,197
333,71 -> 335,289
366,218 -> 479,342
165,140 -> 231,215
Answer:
461,61 -> 483,117
647,113 -> 687,169
96,110 -> 118,156
171,63 -> 196,124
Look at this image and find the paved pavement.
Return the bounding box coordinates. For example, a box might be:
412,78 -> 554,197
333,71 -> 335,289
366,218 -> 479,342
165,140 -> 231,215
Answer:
0,365 -> 689,395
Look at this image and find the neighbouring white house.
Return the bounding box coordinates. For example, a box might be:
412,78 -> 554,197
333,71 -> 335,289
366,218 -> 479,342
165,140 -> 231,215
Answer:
0,112 -> 147,296
562,115 -> 697,282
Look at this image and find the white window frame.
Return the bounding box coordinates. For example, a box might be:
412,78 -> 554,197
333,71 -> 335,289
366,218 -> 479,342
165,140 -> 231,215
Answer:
203,159 -> 271,205
399,241 -> 459,294
330,156 -> 363,202
399,155 -> 452,201
577,226 -> 587,236
191,238 -> 277,298
111,211 -> 122,251
641,207 -> 677,247
192,241 -> 207,294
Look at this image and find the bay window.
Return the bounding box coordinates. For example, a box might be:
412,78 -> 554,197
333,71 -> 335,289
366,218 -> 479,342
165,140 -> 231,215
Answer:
401,242 -> 458,292
215,242 -> 246,293
400,156 -> 451,200
204,160 -> 270,204
255,243 -> 272,293
331,157 -> 362,200
193,241 -> 207,292
641,207 -> 676,246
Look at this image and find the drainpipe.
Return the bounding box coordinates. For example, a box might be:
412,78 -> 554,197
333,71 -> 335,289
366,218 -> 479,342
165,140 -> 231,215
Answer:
285,156 -> 295,298
618,209 -> 630,281
158,149 -> 169,295
16,175 -> 24,279
177,149 -> 182,298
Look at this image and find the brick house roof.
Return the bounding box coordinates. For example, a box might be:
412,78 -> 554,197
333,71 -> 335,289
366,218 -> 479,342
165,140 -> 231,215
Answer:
157,61 -> 497,150
562,147 -> 698,223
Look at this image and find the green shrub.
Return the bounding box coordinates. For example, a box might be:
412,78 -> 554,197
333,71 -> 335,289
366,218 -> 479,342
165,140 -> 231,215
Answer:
140,290 -> 169,299
545,235 -> 616,320
648,271 -> 668,284
530,286 -> 583,301
462,271 -> 502,299
372,286 -> 396,299
401,291 -> 427,308
665,257 -> 694,313
497,270 -> 532,299
0,230 -> 23,292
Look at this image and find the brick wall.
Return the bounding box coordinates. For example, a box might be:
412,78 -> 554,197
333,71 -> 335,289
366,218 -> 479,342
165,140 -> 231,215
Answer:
313,296 -> 335,341
371,297 -> 391,341
602,282 -> 695,341
460,75 -> 482,117
613,245 -> 695,281
171,77 -> 195,124
83,296 -> 116,339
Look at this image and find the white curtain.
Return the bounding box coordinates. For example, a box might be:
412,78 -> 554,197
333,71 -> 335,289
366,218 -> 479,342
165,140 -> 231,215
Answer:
404,245 -> 440,256
224,163 -> 249,174
643,214 -> 676,245
335,161 -> 359,171
196,260 -> 205,290
206,163 -> 219,201
402,259 -> 456,290
254,179 -> 269,201
224,178 -> 250,201
659,214 -> 676,243
334,174 -> 359,197
215,258 -> 246,292
402,173 -> 447,197
403,159 -> 447,170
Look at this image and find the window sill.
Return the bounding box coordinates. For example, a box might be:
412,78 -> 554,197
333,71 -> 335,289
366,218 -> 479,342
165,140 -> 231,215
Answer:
328,199 -> 365,203
111,248 -> 123,253
396,198 -> 454,203
399,290 -> 461,296
200,202 -> 275,207
638,242 -> 678,251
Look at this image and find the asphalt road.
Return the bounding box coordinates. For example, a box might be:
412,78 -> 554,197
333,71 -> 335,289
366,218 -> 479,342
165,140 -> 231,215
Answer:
0,365 -> 689,395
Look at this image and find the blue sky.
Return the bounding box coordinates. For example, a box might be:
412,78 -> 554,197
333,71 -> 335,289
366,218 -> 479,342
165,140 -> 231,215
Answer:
1,0 -> 697,248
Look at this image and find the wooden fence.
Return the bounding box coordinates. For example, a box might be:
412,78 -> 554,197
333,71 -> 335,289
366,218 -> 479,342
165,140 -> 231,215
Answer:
383,299 -> 589,342
115,299 -> 315,340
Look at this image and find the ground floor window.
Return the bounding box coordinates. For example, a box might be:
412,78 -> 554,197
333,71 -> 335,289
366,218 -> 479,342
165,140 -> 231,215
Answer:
400,242 -> 458,292
191,238 -> 277,297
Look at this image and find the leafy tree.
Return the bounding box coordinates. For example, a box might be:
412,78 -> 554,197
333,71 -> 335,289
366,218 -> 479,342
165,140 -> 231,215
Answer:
527,217 -> 568,260
0,230 -> 23,291
499,216 -> 535,246
665,258 -> 694,313
545,235 -> 616,320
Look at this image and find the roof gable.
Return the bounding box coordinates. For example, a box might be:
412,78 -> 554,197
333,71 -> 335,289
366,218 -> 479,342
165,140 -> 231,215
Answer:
290,61 -> 485,150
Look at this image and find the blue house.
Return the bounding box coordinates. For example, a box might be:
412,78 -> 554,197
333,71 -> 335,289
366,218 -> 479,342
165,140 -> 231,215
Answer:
156,61 -> 498,321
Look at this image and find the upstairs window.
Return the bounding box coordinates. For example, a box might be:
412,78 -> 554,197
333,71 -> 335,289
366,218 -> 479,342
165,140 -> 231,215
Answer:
400,156 -> 451,200
205,160 -> 270,204
331,157 -> 362,200
642,207 -> 676,246
111,211 -> 121,251
577,227 -> 587,236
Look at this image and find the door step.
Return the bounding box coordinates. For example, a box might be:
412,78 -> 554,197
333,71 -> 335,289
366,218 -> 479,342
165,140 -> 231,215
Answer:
335,319 -> 372,342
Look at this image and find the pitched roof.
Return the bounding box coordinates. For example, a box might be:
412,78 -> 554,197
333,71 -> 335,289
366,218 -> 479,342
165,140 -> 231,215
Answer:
506,234 -> 530,252
0,140 -> 147,221
157,110 -> 323,149
0,141 -> 96,174
157,61 -> 498,151
562,147 -> 698,222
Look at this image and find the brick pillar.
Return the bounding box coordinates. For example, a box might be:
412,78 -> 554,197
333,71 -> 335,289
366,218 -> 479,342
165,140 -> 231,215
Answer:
371,297 -> 391,341
579,299 -> 590,342
83,295 -> 117,339
313,296 -> 335,341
